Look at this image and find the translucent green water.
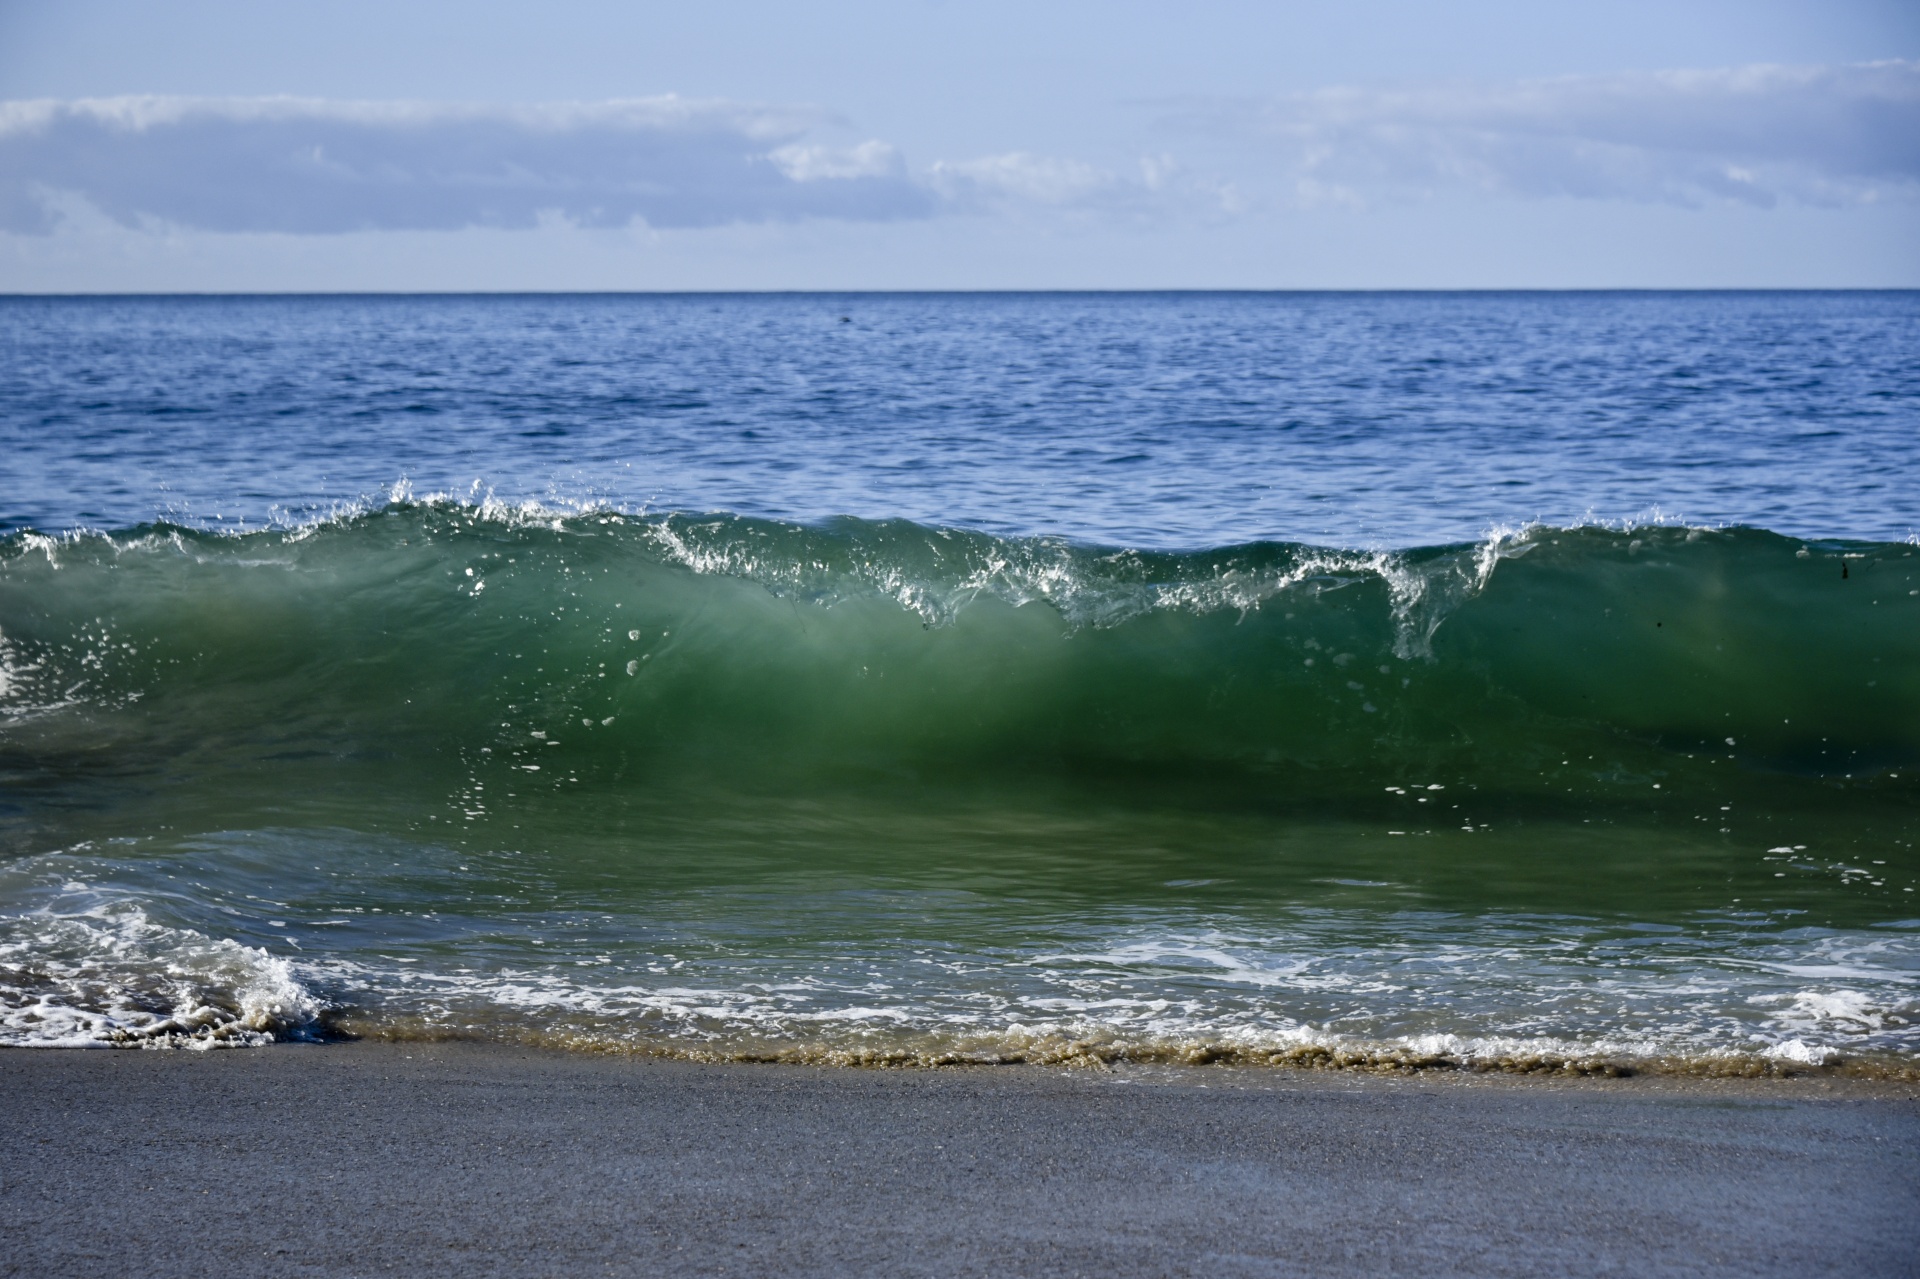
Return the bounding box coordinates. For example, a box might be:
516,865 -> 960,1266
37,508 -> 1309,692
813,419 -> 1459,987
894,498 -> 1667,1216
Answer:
2,506 -> 1916,1070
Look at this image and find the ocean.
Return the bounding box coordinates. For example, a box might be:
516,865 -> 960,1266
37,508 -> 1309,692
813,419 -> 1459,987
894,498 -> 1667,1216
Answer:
1,291 -> 1916,1074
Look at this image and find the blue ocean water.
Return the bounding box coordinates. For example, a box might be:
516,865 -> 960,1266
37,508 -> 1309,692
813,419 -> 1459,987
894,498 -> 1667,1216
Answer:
4,291 -> 1916,545
1,292 -> 1917,1072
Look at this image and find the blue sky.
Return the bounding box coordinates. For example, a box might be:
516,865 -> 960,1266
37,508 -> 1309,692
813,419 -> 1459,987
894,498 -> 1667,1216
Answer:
1,0 -> 1915,289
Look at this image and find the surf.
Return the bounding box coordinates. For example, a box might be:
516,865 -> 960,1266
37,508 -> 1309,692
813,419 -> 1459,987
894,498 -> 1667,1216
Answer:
2,502 -> 1916,1067
2,503 -> 1913,821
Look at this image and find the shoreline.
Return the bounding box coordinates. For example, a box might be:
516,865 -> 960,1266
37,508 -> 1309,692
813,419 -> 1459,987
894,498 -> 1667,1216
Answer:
4,1041 -> 1916,1277
319,1022 -> 1920,1081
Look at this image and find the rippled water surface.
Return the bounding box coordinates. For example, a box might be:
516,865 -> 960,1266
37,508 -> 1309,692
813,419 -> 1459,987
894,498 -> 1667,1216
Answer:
5,291 -> 1917,545
1,292 -> 1916,1071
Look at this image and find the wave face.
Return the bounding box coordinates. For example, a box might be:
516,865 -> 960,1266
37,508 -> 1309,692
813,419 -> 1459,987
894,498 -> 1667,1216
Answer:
2,505 -> 1917,1069
3,505 -> 1915,803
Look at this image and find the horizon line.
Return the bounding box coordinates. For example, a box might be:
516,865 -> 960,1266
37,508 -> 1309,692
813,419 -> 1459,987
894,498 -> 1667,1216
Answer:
4,286 -> 1917,299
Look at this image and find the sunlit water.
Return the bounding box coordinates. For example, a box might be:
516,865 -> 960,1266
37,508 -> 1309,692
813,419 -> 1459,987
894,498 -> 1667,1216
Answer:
1,292 -> 1915,1072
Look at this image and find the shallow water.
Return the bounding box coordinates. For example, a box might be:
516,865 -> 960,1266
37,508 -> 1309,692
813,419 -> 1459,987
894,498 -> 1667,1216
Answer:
1,293 -> 1916,1071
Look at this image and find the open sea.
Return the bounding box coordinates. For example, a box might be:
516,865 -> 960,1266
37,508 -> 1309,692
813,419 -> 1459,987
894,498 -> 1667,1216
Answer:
1,291 -> 1916,1075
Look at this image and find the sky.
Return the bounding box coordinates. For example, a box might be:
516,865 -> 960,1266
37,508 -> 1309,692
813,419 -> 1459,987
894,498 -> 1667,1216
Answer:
1,0 -> 1916,290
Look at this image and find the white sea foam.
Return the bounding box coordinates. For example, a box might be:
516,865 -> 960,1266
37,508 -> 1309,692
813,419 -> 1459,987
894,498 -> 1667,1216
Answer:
2,818 -> 1912,1071
7,900 -> 1911,1069
0,902 -> 320,1048
633,511 -> 1549,657
260,908 -> 1920,1074
1764,1038 -> 1839,1065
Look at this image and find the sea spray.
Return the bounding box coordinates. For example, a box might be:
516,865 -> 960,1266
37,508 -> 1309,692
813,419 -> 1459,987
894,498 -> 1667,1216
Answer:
1,506 -> 1915,1066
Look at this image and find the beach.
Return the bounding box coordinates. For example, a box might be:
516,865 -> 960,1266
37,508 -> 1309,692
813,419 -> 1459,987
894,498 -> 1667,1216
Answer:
3,294 -> 1917,1275
6,4 -> 1919,1271
3,1043 -> 1915,1277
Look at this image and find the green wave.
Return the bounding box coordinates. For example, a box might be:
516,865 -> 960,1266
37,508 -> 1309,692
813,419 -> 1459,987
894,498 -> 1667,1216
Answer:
4,505 -> 1918,1059
2,505 -> 1916,847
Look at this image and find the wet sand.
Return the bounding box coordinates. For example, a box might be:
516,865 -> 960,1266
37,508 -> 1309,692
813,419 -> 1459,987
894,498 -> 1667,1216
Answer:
1,1042 -> 1915,1277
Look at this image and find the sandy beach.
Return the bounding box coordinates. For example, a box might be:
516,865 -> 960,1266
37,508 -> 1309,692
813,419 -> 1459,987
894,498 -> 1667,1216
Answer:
2,1043 -> 1915,1277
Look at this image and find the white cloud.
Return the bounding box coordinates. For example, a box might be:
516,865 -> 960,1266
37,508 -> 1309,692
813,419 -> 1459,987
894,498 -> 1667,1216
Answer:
1174,60 -> 1920,209
0,94 -> 1220,236
926,151 -> 1238,219
929,152 -> 1118,207
4,62 -> 1911,247
769,140 -> 904,183
0,95 -> 935,233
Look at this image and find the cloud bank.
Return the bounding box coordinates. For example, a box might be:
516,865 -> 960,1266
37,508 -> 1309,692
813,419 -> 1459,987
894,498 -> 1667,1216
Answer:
1185,60 -> 1920,208
1,63 -> 1912,238
0,96 -> 932,233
